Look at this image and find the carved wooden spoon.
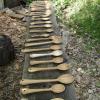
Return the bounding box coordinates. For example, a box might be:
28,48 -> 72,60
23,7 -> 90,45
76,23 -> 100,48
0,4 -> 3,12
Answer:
30,34 -> 50,38
22,45 -> 61,53
26,36 -> 61,42
20,74 -> 74,85
28,63 -> 69,73
31,17 -> 50,21
29,24 -> 52,28
51,98 -> 64,100
29,29 -> 53,33
30,57 -> 63,65
30,50 -> 63,58
21,84 -> 65,95
25,39 -> 62,47
30,21 -> 52,25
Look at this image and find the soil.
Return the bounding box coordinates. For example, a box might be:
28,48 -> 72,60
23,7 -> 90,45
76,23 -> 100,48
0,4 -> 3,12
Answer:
0,12 -> 26,100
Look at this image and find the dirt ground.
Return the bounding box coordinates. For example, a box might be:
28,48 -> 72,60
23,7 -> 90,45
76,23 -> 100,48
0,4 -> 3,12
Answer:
0,12 -> 26,100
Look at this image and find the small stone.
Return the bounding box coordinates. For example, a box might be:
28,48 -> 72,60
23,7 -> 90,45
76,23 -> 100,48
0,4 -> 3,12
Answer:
88,89 -> 93,94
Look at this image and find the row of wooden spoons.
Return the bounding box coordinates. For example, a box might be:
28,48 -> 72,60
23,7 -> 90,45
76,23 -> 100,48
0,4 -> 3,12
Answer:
20,2 -> 73,100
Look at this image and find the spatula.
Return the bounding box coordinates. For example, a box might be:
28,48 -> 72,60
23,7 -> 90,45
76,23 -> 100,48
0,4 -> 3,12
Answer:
28,63 -> 69,73
30,57 -> 63,65
21,84 -> 65,95
20,74 -> 74,85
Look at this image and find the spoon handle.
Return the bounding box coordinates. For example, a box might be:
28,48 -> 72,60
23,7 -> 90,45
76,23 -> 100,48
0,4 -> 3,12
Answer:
21,88 -> 50,95
25,41 -> 52,47
30,60 -> 52,65
30,52 -> 52,58
20,79 -> 56,85
28,67 -> 57,72
21,48 -> 50,53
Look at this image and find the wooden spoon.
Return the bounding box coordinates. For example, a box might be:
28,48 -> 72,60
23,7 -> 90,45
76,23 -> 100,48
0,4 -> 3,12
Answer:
26,36 -> 61,42
20,74 -> 74,85
25,39 -> 62,47
21,84 -> 65,95
22,45 -> 61,53
30,21 -> 52,25
29,29 -> 53,33
28,63 -> 69,73
30,57 -> 63,65
30,34 -> 50,38
30,50 -> 63,58
51,98 -> 64,100
31,17 -> 50,21
29,24 -> 52,28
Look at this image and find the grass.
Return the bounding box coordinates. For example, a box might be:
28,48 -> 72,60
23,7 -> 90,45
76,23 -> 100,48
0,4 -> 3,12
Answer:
53,0 -> 100,45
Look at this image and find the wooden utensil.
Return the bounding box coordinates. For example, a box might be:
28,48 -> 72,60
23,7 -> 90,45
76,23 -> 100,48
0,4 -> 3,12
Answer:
20,74 -> 74,85
30,34 -> 50,38
29,29 -> 53,33
21,84 -> 65,95
25,39 -> 62,47
29,24 -> 52,28
30,50 -> 63,58
31,17 -> 50,21
51,98 -> 64,100
26,36 -> 61,42
28,63 -> 69,73
22,45 -> 61,53
30,57 -> 63,65
30,21 -> 52,25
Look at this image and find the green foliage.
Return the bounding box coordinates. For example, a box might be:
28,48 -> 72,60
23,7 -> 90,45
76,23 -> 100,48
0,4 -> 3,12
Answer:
26,0 -> 33,4
54,0 -> 100,44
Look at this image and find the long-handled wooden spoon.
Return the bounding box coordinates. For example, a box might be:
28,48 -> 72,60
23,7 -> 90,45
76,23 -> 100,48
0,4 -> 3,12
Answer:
30,34 -> 50,38
30,57 -> 63,65
28,63 -> 69,73
29,29 -> 53,33
31,17 -> 50,21
22,45 -> 61,53
29,24 -> 52,28
26,36 -> 61,42
21,84 -> 65,95
51,98 -> 64,100
20,74 -> 74,85
25,39 -> 62,47
30,21 -> 52,25
30,50 -> 63,58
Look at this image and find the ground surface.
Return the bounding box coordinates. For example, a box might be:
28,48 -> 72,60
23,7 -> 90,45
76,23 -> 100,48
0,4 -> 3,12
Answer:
64,27 -> 100,100
0,12 -> 26,100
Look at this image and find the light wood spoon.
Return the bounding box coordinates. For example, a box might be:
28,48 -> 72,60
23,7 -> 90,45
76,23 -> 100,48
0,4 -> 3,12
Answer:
29,29 -> 53,33
30,50 -> 63,58
30,57 -> 63,65
25,39 -> 62,47
22,45 -> 61,53
21,84 -> 65,95
20,74 -> 74,85
29,24 -> 52,28
31,17 -> 50,21
30,21 -> 52,25
51,98 -> 64,100
30,34 -> 50,38
26,36 -> 61,42
28,63 -> 69,73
